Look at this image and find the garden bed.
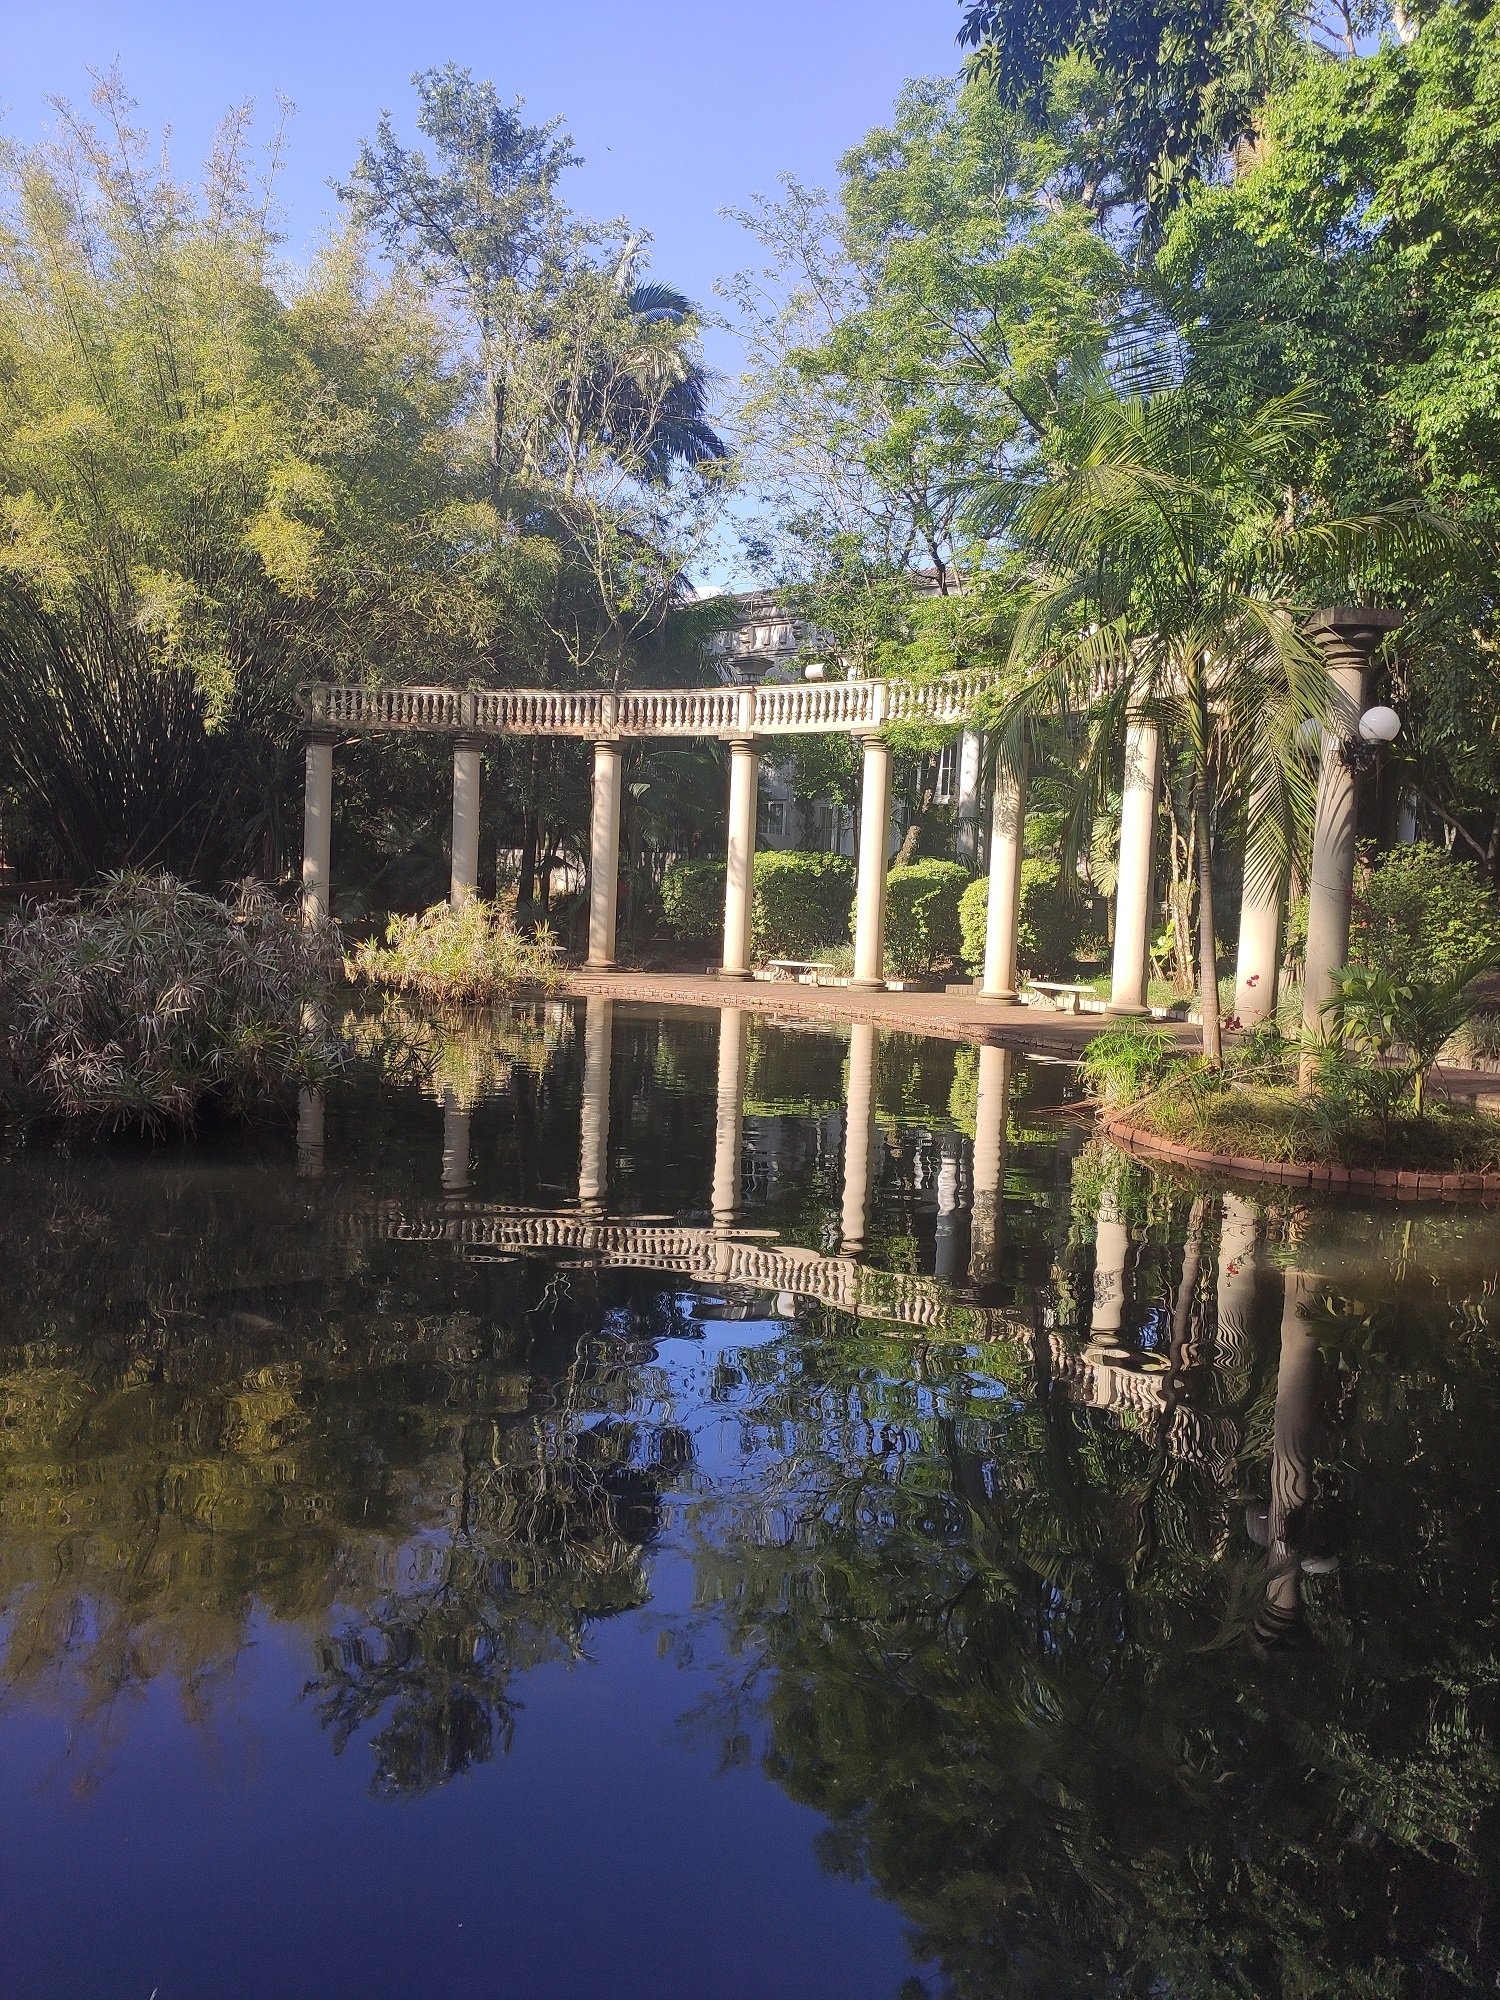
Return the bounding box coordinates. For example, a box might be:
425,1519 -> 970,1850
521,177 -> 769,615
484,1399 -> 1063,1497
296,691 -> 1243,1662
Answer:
1104,1107 -> 1500,1198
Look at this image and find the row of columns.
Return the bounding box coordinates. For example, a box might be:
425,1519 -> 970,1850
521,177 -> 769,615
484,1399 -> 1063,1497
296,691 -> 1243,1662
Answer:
302,611 -> 1390,1021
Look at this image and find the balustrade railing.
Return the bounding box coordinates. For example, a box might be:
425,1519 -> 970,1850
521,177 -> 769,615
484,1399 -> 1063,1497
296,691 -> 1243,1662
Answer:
302,670 -> 991,740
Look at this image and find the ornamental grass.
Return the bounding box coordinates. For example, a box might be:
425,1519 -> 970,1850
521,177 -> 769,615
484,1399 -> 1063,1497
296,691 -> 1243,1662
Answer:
347,900 -> 565,1006
0,873 -> 343,1132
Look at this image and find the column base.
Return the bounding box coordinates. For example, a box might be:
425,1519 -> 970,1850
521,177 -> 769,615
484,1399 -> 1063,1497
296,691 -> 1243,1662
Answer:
716,966 -> 753,981
977,988 -> 1020,1004
1104,1002 -> 1151,1018
847,978 -> 888,992
585,958 -> 617,972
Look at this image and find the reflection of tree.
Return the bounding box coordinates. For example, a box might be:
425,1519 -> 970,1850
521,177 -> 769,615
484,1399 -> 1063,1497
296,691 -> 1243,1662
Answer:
685,1230 -> 1500,1998
0,1156 -> 681,1795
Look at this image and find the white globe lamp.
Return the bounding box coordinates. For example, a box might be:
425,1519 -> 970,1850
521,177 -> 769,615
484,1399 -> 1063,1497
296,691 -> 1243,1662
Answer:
1358,704 -> 1401,745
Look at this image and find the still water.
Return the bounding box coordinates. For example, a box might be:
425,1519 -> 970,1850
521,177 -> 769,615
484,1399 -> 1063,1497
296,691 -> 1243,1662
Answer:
1,999 -> 1498,1999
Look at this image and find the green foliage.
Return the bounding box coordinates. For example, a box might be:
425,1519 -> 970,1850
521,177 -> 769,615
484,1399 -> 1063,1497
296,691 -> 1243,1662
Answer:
1326,951 -> 1500,1114
0,874 -> 340,1130
1352,843 -> 1500,984
1078,1023 -> 1186,1108
959,851 -> 1100,977
661,851 -> 856,959
349,900 -> 565,1005
1160,8 -> 1500,861
881,859 -> 972,978
752,851 -> 856,959
660,857 -> 727,941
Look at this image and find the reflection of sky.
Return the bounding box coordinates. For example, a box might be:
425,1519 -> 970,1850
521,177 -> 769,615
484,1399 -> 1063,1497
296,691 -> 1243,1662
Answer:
0,1288 -> 924,2000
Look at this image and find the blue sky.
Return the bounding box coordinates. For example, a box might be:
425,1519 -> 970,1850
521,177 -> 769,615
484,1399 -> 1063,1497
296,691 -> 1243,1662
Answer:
1,2 -> 962,380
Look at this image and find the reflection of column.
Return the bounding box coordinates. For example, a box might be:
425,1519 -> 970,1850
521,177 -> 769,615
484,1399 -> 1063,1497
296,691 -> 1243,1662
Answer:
1088,1187 -> 1130,1356
955,728 -> 984,864
841,1020 -> 878,1253
441,1085 -> 471,1195
449,735 -> 482,908
721,729 -> 758,979
587,736 -> 623,969
578,995 -> 613,1213
1215,1192 -> 1261,1366
850,725 -> 893,990
934,1130 -> 962,1281
711,1008 -> 749,1228
968,1044 -> 1012,1286
1253,1266 -> 1326,1651
301,731 -> 335,927
1300,610 -> 1399,1071
1109,717 -> 1160,1015
978,743 -> 1028,1002
296,1087 -> 325,1178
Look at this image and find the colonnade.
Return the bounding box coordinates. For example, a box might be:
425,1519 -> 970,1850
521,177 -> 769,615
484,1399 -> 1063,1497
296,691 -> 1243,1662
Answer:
300,608 -> 1395,1013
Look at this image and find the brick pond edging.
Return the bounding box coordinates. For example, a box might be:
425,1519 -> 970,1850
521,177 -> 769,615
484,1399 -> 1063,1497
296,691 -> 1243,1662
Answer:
1104,1113 -> 1500,1201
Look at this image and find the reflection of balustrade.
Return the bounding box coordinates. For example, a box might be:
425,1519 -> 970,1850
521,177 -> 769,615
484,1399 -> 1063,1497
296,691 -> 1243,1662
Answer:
348,1199 -> 967,1328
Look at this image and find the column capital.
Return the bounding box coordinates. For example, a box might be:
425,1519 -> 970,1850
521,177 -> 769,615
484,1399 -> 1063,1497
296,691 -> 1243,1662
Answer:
452,731 -> 484,753
305,725 -> 339,748
1305,605 -> 1402,656
592,734 -> 623,756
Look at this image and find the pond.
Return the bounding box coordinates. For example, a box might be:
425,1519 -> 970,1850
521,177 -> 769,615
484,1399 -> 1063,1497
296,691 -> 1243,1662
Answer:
1,999 -> 1498,1999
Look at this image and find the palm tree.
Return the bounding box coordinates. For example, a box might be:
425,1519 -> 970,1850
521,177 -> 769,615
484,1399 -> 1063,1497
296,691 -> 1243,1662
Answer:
972,379 -> 1437,1062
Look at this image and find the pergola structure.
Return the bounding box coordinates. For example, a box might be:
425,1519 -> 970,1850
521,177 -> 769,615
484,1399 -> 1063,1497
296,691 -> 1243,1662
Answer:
298,605 -> 1397,1028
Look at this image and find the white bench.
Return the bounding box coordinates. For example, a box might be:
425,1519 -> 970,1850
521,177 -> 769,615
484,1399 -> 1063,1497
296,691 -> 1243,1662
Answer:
1024,980 -> 1095,1014
767,957 -> 835,983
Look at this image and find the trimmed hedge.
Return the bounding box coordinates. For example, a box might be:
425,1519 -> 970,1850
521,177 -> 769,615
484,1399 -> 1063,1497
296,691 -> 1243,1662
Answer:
882,860 -> 973,978
660,850 -> 855,958
960,855 -> 1097,977
751,850 -> 855,957
660,857 -> 726,941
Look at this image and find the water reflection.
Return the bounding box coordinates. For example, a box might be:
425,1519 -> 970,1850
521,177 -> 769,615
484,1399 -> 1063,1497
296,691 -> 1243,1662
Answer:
1,1003 -> 1499,1997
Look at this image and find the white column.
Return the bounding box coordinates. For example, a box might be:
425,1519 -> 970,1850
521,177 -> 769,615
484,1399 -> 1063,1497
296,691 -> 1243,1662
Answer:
1234,878 -> 1282,1026
1109,716 -> 1161,1015
979,744 -> 1028,1002
587,736 -> 623,969
578,995 -> 612,1213
449,737 -> 482,908
1255,1264 -> 1325,1647
968,1043 -> 1012,1286
1300,611 -> 1396,1062
955,728 -> 984,864
301,733 -> 334,927
721,733 -> 758,979
840,1020 -> 878,1254
441,1086 -> 471,1195
851,727 -> 893,990
712,1007 -> 749,1227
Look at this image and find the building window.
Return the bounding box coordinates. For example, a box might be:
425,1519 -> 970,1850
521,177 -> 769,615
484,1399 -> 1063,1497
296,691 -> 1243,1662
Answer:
934,742 -> 957,804
763,799 -> 786,839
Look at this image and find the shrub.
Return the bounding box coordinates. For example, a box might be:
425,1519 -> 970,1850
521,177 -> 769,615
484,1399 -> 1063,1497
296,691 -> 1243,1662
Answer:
660,857 -> 726,941
0,873 -> 341,1130
751,851 -> 855,959
1352,843 -> 1500,983
1327,952 -> 1500,1114
959,855 -> 1100,977
882,860 -> 972,978
1078,1024 -> 1185,1108
349,900 -> 565,1005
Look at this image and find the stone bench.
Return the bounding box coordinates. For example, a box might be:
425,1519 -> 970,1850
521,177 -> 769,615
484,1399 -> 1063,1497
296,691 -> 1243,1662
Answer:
767,958 -> 836,983
1024,980 -> 1095,1015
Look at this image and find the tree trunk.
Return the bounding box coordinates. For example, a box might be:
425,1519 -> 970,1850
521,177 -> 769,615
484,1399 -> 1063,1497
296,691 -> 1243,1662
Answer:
1194,764 -> 1222,1065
